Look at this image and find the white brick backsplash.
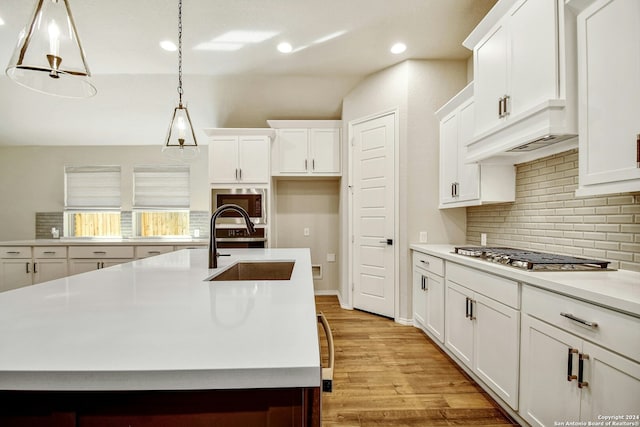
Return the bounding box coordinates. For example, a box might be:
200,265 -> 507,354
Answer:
466,149 -> 640,272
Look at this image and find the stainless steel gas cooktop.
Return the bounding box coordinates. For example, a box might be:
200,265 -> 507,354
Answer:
453,246 -> 612,271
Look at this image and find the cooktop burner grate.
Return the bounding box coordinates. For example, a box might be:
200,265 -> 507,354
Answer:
453,246 -> 611,271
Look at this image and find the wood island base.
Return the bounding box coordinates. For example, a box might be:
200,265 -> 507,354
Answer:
0,387 -> 321,427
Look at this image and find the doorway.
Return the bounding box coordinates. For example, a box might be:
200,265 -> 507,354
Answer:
348,111 -> 398,318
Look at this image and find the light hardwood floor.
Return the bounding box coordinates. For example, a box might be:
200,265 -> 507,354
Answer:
316,295 -> 519,427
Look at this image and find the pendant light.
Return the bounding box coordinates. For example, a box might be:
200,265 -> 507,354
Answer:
6,0 -> 96,98
163,0 -> 199,161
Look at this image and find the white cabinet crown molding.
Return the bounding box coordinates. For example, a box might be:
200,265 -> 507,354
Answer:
203,128 -> 276,141
267,120 -> 342,129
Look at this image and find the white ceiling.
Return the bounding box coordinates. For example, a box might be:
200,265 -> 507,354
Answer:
0,0 -> 496,146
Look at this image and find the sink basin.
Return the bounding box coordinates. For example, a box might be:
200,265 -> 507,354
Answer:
208,261 -> 295,281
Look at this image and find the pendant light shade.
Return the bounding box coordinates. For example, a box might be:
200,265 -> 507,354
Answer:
6,0 -> 96,98
163,0 -> 199,161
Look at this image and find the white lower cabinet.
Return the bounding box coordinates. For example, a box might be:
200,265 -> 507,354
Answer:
33,247 -> 68,284
444,263 -> 520,409
412,251 -> 444,342
68,246 -> 134,276
0,247 -> 32,292
520,285 -> 640,426
0,247 -> 68,291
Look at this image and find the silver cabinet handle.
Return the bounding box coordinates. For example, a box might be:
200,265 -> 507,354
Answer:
312,159 -> 315,170
93,251 -> 107,255
7,251 -> 21,255
498,96 -> 503,118
43,251 -> 56,255
560,312 -> 598,328
419,260 -> 430,266
25,262 -> 30,274
239,168 -> 242,180
305,159 -> 308,171
148,251 -> 161,255
33,262 -> 37,274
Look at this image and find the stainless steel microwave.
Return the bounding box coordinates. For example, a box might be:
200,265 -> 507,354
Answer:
211,188 -> 267,224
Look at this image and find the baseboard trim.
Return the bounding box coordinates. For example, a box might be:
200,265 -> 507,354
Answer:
314,290 -> 351,311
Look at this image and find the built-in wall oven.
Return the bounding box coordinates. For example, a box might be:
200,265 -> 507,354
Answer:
211,188 -> 267,248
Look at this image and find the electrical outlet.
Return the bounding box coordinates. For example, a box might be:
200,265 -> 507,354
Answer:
303,227 -> 310,236
419,231 -> 428,243
481,233 -> 487,246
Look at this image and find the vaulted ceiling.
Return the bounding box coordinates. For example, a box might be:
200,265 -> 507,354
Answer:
0,0 -> 496,146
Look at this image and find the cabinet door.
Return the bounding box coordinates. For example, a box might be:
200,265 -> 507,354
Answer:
444,281 -> 474,369
423,271 -> 444,343
520,315 -> 581,427
277,129 -> 309,173
474,293 -> 520,409
33,259 -> 68,284
238,136 -> 270,183
456,99 -> 480,202
578,0 -> 640,190
508,0 -> 559,116
474,22 -> 508,135
0,259 -> 32,292
69,260 -> 102,275
580,341 -> 640,419
209,136 -> 240,183
309,128 -> 340,174
412,267 -> 427,328
439,112 -> 459,205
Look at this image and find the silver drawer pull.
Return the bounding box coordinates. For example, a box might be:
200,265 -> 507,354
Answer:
148,251 -> 161,254
561,312 -> 598,328
43,251 -> 56,255
419,260 -> 430,266
7,251 -> 21,254
93,251 -> 107,255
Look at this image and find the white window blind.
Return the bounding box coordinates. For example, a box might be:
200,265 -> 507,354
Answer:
64,166 -> 121,210
133,166 -> 190,210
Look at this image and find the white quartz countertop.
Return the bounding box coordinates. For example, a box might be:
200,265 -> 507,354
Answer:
411,244 -> 640,318
0,248 -> 320,391
0,238 -> 209,246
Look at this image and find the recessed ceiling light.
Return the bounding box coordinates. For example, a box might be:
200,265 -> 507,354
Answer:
213,30 -> 277,44
193,42 -> 243,51
277,42 -> 293,53
160,40 -> 177,51
390,42 -> 407,54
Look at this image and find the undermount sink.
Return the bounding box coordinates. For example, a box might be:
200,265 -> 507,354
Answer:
207,261 -> 295,281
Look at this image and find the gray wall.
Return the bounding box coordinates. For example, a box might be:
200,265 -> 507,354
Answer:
341,59 -> 468,321
0,145 -> 210,240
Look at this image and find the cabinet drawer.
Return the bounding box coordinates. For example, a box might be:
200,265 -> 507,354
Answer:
522,285 -> 640,362
0,247 -> 32,258
412,251 -> 444,276
33,247 -> 67,259
447,262 -> 519,309
68,246 -> 134,259
135,246 -> 174,258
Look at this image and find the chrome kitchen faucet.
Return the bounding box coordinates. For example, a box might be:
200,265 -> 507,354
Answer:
209,204 -> 256,268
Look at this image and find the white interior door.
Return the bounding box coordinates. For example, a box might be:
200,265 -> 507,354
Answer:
351,112 -> 395,318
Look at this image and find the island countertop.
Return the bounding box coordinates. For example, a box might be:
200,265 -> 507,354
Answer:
0,248 -> 321,391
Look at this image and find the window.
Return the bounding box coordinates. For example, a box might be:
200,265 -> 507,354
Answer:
133,166 -> 190,237
64,166 -> 122,237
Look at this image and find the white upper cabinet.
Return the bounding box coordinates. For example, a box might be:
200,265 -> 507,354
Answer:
268,120 -> 341,177
204,129 -> 275,185
572,0 -> 640,196
436,83 -> 515,208
464,0 -> 579,163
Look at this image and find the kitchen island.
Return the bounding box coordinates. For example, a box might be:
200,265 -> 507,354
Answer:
0,248 -> 321,426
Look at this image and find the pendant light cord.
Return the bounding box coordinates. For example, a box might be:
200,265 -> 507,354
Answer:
177,0 -> 184,106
